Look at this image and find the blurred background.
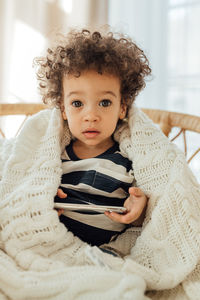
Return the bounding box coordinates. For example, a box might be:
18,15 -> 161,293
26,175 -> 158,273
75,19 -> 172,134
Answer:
0,0 -> 200,178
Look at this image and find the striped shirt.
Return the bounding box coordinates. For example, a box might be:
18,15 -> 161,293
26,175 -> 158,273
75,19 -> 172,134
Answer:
55,141 -> 135,246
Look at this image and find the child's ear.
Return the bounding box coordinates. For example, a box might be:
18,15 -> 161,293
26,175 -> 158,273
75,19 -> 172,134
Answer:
119,104 -> 127,119
61,103 -> 67,120
62,110 -> 67,120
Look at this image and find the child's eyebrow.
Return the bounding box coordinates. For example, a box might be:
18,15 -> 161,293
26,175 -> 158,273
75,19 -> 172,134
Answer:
66,91 -> 117,98
66,91 -> 82,98
99,91 -> 117,98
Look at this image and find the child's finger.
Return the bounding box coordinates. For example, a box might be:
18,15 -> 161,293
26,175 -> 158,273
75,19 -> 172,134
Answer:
57,208 -> 64,216
105,211 -> 137,224
105,194 -> 146,224
57,188 -> 67,198
129,187 -> 143,197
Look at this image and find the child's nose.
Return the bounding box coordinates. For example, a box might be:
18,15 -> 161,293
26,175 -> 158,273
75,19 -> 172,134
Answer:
83,109 -> 100,122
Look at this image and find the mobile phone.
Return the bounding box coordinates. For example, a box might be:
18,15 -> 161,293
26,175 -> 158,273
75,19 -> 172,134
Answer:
54,203 -> 127,214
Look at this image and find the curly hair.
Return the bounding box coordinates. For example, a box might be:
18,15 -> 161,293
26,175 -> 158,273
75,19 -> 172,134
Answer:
34,29 -> 151,109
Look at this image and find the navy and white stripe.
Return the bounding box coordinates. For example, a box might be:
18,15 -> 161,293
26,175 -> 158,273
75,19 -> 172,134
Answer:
55,141 -> 134,246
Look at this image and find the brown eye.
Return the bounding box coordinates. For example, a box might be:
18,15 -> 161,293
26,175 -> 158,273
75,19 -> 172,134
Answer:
72,100 -> 83,107
99,99 -> 112,107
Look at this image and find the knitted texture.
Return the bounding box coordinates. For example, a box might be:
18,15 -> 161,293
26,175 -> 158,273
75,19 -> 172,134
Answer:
0,106 -> 199,299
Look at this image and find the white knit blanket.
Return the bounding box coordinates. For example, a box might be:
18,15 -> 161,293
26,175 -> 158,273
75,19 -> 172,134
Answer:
0,106 -> 200,300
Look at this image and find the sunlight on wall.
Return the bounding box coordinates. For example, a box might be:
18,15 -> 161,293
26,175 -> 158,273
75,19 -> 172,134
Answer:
59,0 -> 73,14
2,20 -> 46,138
8,20 -> 45,103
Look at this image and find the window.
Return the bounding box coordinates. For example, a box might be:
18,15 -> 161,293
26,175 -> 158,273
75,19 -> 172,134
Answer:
108,0 -> 200,180
167,0 -> 200,115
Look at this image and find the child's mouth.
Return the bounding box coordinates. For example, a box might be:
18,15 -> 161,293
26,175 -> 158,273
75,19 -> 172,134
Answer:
83,130 -> 100,138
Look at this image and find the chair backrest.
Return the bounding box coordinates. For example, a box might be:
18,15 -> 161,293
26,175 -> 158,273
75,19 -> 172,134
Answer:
0,103 -> 45,116
0,103 -> 46,138
0,103 -> 199,164
142,108 -> 200,163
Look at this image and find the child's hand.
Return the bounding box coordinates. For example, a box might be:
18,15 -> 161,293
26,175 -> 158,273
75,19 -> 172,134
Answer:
104,187 -> 147,225
55,188 -> 67,216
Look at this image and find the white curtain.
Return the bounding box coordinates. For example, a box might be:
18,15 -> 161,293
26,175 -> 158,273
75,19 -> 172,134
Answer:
108,0 -> 200,116
0,0 -> 108,103
108,0 -> 200,180
108,0 -> 169,110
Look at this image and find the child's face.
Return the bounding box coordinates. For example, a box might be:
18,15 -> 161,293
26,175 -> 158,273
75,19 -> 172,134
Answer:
62,70 -> 126,150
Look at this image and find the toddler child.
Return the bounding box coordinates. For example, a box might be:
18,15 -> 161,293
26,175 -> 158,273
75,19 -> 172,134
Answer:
35,29 -> 151,246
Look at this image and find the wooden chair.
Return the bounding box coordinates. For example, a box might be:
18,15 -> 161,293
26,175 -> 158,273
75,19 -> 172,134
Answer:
0,103 -> 46,138
0,103 -> 200,164
142,108 -> 200,164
